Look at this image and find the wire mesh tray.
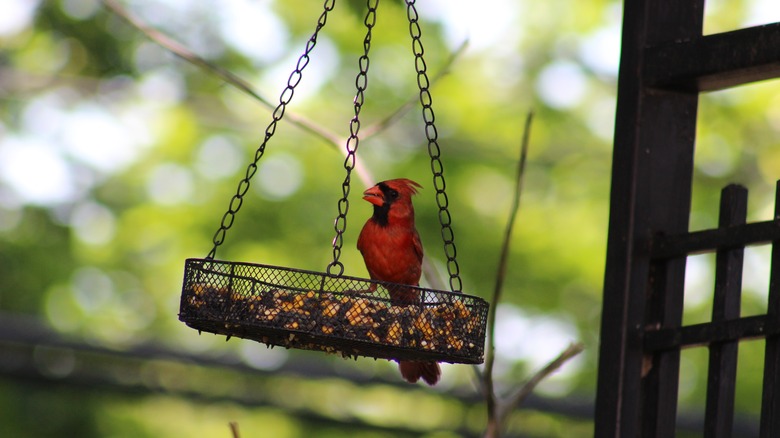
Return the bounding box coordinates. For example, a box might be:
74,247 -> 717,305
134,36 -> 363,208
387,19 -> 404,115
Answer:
179,258 -> 488,364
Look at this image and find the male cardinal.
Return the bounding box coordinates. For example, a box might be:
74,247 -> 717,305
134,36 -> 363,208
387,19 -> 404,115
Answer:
357,178 -> 441,386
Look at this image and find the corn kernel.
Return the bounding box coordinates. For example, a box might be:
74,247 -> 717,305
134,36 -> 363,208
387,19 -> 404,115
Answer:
366,330 -> 381,343
279,301 -> 295,312
414,315 -> 435,338
447,335 -> 464,350
454,300 -> 470,318
322,302 -> 340,318
386,321 -> 402,345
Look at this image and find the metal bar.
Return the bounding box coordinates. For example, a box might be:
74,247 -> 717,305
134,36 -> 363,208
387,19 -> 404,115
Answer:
644,315 -> 772,351
646,22 -> 780,92
704,185 -> 747,438
761,181 -> 780,437
651,220 -> 780,259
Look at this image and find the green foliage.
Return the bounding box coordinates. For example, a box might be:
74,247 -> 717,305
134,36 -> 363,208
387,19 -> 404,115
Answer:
1,0 -> 779,436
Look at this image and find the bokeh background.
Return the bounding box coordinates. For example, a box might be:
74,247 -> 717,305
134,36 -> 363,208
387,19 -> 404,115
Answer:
2,0 -> 780,436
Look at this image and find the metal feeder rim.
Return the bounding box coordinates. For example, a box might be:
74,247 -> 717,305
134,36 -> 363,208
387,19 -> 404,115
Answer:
184,257 -> 481,300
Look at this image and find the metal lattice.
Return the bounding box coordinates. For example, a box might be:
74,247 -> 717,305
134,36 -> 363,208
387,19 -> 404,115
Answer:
180,259 -> 488,363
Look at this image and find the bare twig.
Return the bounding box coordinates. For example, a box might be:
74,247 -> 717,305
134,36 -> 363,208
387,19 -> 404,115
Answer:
480,113 -> 585,437
101,0 -> 366,179
102,0 -> 465,193
483,111 -> 534,429
361,39 -> 469,139
497,342 -> 585,424
229,422 -> 241,438
103,0 -> 271,106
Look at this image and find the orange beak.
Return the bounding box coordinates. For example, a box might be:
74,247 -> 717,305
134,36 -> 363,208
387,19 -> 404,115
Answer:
363,185 -> 384,207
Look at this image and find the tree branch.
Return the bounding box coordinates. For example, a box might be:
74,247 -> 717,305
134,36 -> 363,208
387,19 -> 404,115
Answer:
102,0 -> 465,192
483,111 -> 534,419
497,342 -> 585,424
361,39 -> 468,139
480,113 -> 585,437
229,422 -> 241,438
101,0 -> 367,179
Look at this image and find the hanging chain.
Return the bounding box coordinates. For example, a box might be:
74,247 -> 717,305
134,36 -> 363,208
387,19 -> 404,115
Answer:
405,0 -> 462,293
206,0 -> 336,260
327,0 -> 379,276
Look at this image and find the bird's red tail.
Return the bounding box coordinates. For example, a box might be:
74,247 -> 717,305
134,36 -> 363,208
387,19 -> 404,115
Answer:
398,361 -> 441,386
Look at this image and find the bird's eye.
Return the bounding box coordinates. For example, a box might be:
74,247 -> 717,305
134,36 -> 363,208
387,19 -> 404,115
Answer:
387,188 -> 399,199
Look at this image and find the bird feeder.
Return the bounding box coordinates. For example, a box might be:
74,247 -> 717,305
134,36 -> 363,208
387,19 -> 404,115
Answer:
178,0 -> 489,366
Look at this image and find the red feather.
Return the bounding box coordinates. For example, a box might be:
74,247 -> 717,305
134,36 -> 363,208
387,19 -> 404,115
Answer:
357,178 -> 441,386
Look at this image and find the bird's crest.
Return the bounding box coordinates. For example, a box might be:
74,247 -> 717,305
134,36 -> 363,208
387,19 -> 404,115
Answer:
380,178 -> 422,197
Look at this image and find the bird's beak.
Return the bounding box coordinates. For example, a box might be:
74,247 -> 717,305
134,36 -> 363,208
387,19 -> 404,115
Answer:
363,185 -> 384,206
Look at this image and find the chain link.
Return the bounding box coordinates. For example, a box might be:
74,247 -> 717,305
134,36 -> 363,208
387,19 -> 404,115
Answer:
204,0 -> 460,291
207,0 -> 336,260
405,0 -> 462,293
327,0 -> 379,276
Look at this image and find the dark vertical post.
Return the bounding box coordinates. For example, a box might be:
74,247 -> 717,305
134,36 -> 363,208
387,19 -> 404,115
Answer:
704,185 -> 747,438
760,181 -> 780,437
594,0 -> 705,436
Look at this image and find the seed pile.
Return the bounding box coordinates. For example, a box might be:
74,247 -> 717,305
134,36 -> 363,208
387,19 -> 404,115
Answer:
182,283 -> 483,361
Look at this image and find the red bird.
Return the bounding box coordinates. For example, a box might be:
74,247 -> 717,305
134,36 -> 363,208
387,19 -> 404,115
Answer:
357,178 -> 441,386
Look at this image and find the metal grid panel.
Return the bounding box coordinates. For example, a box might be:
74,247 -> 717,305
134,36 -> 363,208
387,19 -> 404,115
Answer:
179,259 -> 488,364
